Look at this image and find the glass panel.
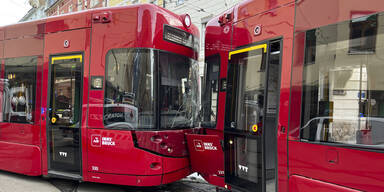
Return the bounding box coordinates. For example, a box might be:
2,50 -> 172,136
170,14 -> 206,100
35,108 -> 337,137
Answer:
201,55 -> 220,128
105,49 -> 155,129
159,51 -> 199,129
3,56 -> 37,123
226,135 -> 261,191
50,59 -> 81,126
301,12 -> 384,147
265,41 -> 280,192
49,55 -> 82,174
226,49 -> 265,133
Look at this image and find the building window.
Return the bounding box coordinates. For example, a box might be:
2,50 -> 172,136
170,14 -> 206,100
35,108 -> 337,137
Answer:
68,4 -> 73,12
349,14 -> 378,54
176,0 -> 184,5
3,56 -> 37,123
90,0 -> 99,7
78,0 -> 82,11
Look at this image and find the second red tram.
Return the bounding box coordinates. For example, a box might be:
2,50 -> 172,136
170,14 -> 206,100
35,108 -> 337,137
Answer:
0,4 -> 200,186
188,0 -> 384,191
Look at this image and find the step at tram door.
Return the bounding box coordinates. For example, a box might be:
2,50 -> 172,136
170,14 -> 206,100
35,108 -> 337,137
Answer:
224,40 -> 281,192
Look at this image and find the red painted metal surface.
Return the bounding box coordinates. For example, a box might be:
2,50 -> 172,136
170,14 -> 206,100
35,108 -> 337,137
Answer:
0,4 -> 198,187
295,0 -> 384,32
4,20 -> 45,40
45,11 -> 91,33
87,129 -> 163,176
0,141 -> 41,176
87,129 -> 191,185
134,129 -> 195,157
87,172 -> 162,186
289,175 -> 361,192
4,36 -> 44,58
0,28 -> 4,41
0,29 -> 4,58
161,167 -> 191,184
289,141 -> 384,191
186,134 -> 224,176
234,0 -> 294,22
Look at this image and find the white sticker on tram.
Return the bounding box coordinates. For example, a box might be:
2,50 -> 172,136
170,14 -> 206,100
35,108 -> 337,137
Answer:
59,152 -> 67,157
92,166 -> 99,171
193,140 -> 218,151
203,142 -> 217,150
238,164 -> 249,173
102,137 -> 116,146
91,135 -> 116,147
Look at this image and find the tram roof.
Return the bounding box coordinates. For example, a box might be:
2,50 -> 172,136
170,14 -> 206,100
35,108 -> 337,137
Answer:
0,4 -> 198,40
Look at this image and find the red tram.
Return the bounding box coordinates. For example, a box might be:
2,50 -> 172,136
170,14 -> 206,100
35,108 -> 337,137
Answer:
0,4 -> 200,186
188,0 -> 384,191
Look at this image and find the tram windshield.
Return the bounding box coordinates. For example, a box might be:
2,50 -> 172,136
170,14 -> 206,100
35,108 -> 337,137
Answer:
159,51 -> 199,129
104,48 -> 199,130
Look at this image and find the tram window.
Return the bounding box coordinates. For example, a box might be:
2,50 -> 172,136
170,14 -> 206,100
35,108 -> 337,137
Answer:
159,51 -> 199,129
104,48 -> 155,129
201,55 -> 220,128
301,12 -> 384,147
2,56 -> 37,123
225,49 -> 266,133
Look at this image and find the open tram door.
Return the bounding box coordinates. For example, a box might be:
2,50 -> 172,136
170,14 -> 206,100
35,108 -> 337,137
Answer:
224,40 -> 281,192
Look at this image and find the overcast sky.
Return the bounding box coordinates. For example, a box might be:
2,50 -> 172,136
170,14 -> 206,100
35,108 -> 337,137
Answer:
0,0 -> 31,26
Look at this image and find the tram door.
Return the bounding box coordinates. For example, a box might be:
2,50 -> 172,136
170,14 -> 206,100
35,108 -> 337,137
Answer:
47,54 -> 83,176
224,40 -> 281,192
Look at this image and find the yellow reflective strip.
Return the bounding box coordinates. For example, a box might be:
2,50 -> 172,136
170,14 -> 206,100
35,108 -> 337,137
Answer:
228,44 -> 267,60
51,54 -> 83,64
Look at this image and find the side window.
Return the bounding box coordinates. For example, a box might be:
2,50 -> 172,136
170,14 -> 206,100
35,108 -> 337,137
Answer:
201,55 -> 220,128
104,48 -> 155,129
301,12 -> 384,147
3,56 -> 37,123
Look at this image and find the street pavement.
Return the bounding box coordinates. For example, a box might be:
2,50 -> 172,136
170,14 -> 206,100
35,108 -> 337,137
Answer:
0,171 -> 219,192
